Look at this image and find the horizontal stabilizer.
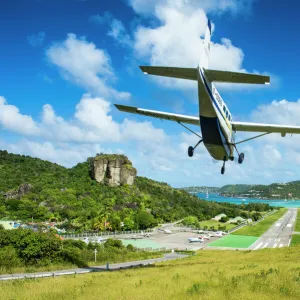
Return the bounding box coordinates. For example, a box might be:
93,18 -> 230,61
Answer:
232,121 -> 300,134
140,66 -> 197,81
204,69 -> 270,85
115,104 -> 199,126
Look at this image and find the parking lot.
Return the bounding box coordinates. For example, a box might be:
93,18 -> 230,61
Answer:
76,228 -> 225,251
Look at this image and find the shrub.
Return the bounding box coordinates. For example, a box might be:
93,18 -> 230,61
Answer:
0,246 -> 21,271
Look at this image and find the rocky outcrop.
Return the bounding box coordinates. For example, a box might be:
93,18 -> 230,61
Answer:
4,183 -> 32,200
90,154 -> 137,187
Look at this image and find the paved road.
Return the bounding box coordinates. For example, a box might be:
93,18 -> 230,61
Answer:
0,253 -> 187,281
250,208 -> 297,250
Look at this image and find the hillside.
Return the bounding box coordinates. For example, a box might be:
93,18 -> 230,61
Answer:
2,246 -> 300,299
0,150 -> 261,232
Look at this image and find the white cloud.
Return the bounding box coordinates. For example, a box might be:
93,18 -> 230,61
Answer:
0,96 -> 40,136
27,31 -> 45,47
130,0 -> 272,92
129,0 -> 254,16
46,34 -> 130,100
108,19 -> 131,47
0,95 -> 168,145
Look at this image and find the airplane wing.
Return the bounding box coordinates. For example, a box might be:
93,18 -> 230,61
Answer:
232,121 -> 300,134
140,66 -> 197,81
114,104 -> 199,126
204,69 -> 270,85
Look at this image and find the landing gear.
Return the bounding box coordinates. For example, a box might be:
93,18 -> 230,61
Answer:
232,144 -> 245,164
187,139 -> 202,157
221,157 -> 226,175
238,153 -> 244,164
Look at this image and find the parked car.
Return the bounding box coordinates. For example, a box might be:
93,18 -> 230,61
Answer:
188,237 -> 203,243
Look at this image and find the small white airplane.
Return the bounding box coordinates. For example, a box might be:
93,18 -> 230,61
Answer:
115,20 -> 300,174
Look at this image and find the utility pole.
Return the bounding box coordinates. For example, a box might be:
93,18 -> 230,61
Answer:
94,248 -> 97,263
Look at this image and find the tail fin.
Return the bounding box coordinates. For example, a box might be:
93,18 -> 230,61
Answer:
200,19 -> 212,69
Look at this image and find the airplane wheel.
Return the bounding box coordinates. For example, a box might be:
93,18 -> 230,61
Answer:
221,166 -> 225,175
188,146 -> 194,157
238,153 -> 245,164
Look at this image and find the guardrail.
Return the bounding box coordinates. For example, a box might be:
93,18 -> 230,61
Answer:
62,229 -> 153,239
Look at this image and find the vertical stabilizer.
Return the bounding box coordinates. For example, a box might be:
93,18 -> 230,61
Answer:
200,19 -> 212,69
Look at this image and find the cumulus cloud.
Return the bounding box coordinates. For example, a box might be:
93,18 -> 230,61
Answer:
129,0 -> 254,16
46,34 -> 130,100
0,95 -> 167,145
128,0 -> 273,92
0,96 -> 40,136
27,31 -> 45,47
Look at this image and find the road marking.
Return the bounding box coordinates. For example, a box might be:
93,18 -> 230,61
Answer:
268,238 -> 271,241
279,244 -> 283,248
262,242 -> 269,248
273,243 -> 277,248
254,242 -> 263,250
288,238 -> 292,246
275,223 -> 281,227
287,224 -> 292,228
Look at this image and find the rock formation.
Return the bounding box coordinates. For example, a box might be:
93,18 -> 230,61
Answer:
89,154 -> 137,187
4,183 -> 32,200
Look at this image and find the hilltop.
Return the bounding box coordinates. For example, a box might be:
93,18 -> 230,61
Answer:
0,150 -> 261,232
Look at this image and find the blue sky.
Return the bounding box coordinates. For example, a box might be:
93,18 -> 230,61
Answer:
1,0 -> 300,188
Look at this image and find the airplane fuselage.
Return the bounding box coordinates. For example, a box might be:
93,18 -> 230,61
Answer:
197,66 -> 234,161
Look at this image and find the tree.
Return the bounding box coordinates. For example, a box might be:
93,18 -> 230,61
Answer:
182,216 -> 198,226
135,211 -> 156,229
219,216 -> 229,223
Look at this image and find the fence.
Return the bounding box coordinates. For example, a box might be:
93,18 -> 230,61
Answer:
62,229 -> 154,239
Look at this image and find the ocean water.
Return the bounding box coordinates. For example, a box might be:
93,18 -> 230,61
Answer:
196,193 -> 300,208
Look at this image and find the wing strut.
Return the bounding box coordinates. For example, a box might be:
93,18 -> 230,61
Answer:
178,121 -> 202,139
234,132 -> 270,145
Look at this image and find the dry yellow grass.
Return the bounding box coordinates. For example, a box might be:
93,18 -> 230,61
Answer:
1,247 -> 300,300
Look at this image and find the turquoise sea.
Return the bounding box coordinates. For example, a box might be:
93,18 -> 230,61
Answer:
196,193 -> 300,208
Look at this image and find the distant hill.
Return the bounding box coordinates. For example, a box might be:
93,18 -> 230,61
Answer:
182,181 -> 300,199
180,186 -> 220,193
0,150 -> 259,232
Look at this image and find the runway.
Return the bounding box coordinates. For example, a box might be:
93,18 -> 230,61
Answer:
250,208 -> 297,250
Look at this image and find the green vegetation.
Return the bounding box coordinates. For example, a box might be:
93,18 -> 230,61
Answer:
0,150 -> 273,232
3,247 -> 300,299
208,235 -> 259,248
294,209 -> 300,232
0,228 -> 161,274
290,234 -> 300,246
232,209 -> 287,237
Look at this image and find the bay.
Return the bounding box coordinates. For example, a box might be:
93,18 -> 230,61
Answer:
196,193 -> 300,208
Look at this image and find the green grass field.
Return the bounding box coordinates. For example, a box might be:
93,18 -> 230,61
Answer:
290,234 -> 300,246
198,220 -> 236,230
294,209 -> 300,232
3,247 -> 300,299
208,235 -> 259,248
232,208 -> 287,237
